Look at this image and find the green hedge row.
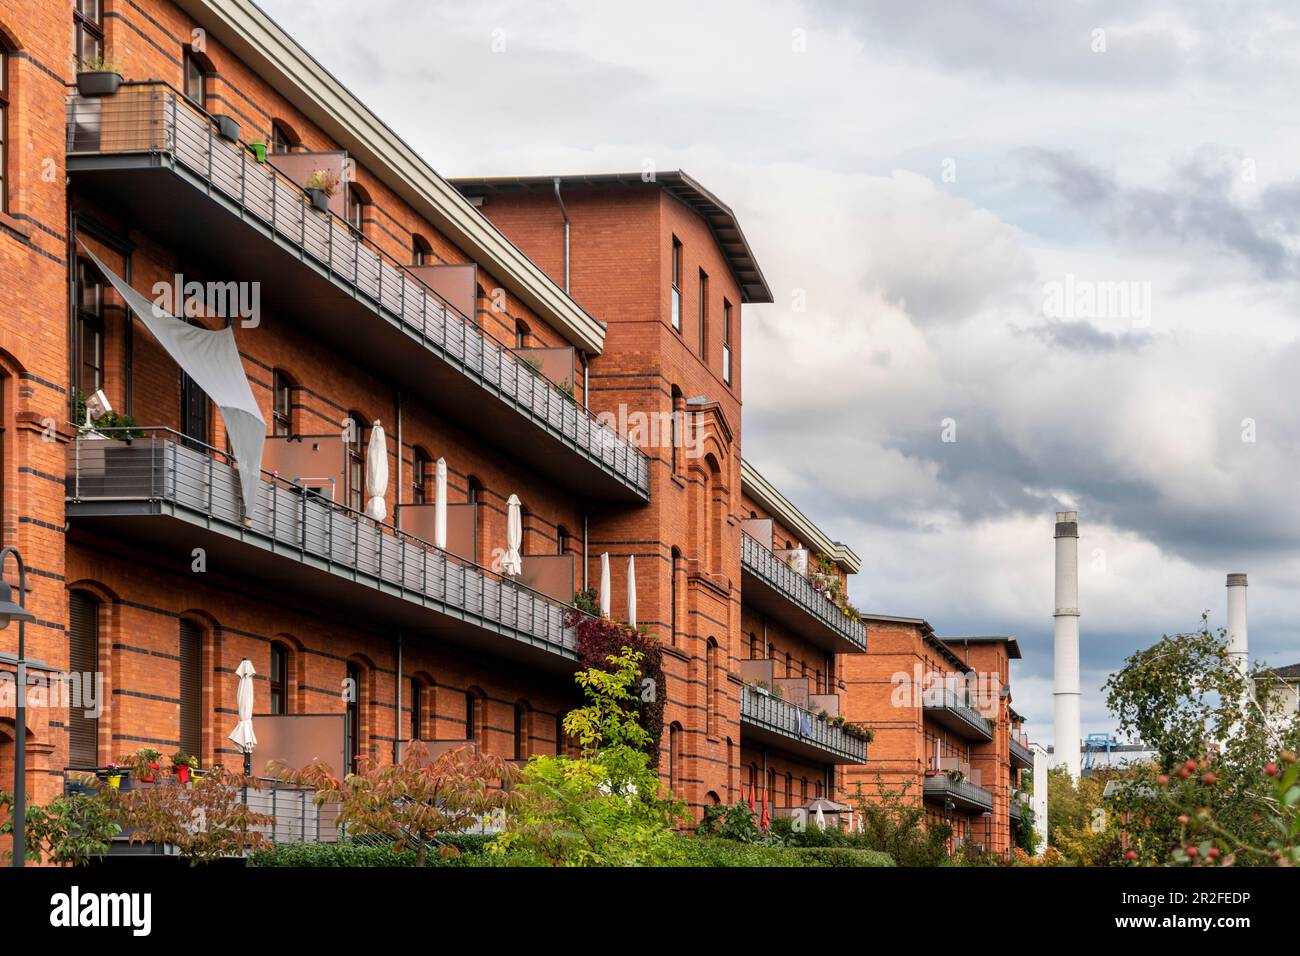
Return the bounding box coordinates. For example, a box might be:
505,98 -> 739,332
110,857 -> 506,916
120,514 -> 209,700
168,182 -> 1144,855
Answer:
666,838 -> 893,868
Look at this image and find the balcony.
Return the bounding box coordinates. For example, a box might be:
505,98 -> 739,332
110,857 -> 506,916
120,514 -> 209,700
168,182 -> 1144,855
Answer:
922,685 -> 995,742
922,763 -> 995,814
65,83 -> 649,502
1009,729 -> 1034,770
739,685 -> 867,765
65,430 -> 584,673
740,533 -> 866,654
1009,791 -> 1025,822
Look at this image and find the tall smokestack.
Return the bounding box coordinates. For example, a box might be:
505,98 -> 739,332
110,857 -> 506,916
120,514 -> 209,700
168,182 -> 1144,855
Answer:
1226,573 -> 1248,675
1053,511 -> 1081,780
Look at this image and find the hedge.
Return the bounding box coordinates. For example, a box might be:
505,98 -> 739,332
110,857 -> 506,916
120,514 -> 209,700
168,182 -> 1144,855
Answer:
663,838 -> 894,867
248,835 -> 496,868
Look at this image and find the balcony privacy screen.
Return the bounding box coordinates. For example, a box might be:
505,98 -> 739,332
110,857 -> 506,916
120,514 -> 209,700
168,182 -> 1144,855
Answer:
79,244 -> 266,516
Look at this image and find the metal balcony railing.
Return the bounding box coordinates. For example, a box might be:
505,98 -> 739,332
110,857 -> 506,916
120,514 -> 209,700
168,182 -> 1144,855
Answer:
740,533 -> 866,652
1009,729 -> 1034,768
66,429 -> 584,658
65,83 -> 649,499
739,685 -> 867,763
921,685 -> 995,741
921,770 -> 995,813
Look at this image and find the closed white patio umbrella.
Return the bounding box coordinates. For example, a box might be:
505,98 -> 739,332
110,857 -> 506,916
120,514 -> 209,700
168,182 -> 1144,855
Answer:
227,658 -> 257,773
364,420 -> 388,520
626,555 -> 637,628
599,552 -> 611,618
503,494 -> 523,576
434,457 -> 448,550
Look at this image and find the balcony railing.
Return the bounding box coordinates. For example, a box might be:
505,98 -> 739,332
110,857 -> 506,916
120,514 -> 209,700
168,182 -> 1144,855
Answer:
739,685 -> 867,764
65,83 -> 649,500
66,429 -> 583,664
921,685 -> 995,741
921,770 -> 995,814
1009,729 -> 1034,769
740,533 -> 866,653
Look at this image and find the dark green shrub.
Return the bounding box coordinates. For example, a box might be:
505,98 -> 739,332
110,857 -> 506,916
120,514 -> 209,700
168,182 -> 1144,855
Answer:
249,842 -> 420,867
791,846 -> 894,867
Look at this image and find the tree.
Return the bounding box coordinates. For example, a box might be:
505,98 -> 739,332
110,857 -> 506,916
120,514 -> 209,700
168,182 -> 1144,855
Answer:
493,646 -> 686,866
1103,615 -> 1300,864
276,742 -> 519,867
846,776 -> 951,867
118,767 -> 274,864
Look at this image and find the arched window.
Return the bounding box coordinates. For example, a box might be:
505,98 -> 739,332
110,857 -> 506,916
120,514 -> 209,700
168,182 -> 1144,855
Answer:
272,369 -> 294,436
0,37 -> 10,213
465,688 -> 484,744
784,772 -> 792,809
68,590 -> 100,767
706,791 -> 721,806
800,777 -> 808,802
269,643 -> 290,715
270,121 -> 298,154
412,233 -> 433,266
345,662 -> 362,774
411,447 -> 431,505
345,413 -> 367,512
706,638 -> 719,737
178,618 -> 204,759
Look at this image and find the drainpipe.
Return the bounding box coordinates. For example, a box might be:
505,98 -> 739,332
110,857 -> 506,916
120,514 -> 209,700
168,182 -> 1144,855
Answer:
582,352 -> 589,410
553,177 -> 570,293
582,503 -> 589,590
395,390 -> 403,530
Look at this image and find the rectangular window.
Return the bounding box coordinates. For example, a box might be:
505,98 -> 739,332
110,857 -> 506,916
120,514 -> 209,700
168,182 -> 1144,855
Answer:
73,0 -> 103,70
75,257 -> 105,399
270,644 -> 288,715
670,237 -> 682,332
183,50 -> 206,107
178,620 -> 203,758
722,299 -> 733,386
698,270 -> 708,357
68,592 -> 99,767
272,371 -> 292,436
0,49 -> 8,214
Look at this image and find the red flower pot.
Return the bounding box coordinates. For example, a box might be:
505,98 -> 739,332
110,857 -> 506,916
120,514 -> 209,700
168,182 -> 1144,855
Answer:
175,764 -> 191,784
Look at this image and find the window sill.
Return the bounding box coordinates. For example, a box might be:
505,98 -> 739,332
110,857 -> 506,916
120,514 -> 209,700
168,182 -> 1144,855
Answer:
0,210 -> 34,241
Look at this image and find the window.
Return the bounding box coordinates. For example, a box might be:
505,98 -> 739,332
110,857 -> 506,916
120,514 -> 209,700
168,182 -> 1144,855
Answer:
270,122 -> 296,154
73,0 -> 103,70
706,639 -> 719,736
269,644 -> 288,715
183,50 -> 207,107
412,234 -> 433,266
178,620 -> 203,759
698,269 -> 708,357
669,723 -> 683,796
272,370 -> 293,436
0,41 -> 9,214
412,449 -> 430,505
345,184 -> 366,231
68,591 -> 100,767
670,548 -> 681,647
465,690 -> 480,742
409,679 -> 422,740
514,703 -> 529,760
346,413 -> 366,512
722,299 -> 733,385
556,526 -> 570,556
514,319 -> 529,349
345,662 -> 361,774
466,475 -> 481,506
670,386 -> 683,474
670,237 -> 682,331
75,257 -> 105,398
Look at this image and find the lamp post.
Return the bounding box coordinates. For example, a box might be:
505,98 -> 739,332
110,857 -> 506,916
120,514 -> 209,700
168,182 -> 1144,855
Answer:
0,547 -> 37,867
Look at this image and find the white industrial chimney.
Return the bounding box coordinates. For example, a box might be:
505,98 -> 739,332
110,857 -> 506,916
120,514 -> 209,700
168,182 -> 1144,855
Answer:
1053,511 -> 1081,780
1226,573 -> 1248,677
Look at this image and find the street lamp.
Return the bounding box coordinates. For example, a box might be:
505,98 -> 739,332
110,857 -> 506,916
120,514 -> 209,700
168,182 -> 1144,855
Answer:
0,547 -> 38,868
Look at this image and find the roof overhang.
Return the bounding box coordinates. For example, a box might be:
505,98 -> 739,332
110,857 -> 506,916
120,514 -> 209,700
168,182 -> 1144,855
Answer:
858,613 -> 969,672
741,459 -> 860,573
175,0 -> 606,355
943,635 -> 1023,660
450,171 -> 774,304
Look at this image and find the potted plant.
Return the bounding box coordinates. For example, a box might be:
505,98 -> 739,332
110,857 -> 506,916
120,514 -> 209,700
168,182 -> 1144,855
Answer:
76,55 -> 123,97
303,168 -> 340,212
131,747 -> 162,783
754,681 -> 770,696
247,141 -> 268,163
212,114 -> 240,143
171,750 -> 197,783
64,770 -> 97,796
104,763 -> 125,790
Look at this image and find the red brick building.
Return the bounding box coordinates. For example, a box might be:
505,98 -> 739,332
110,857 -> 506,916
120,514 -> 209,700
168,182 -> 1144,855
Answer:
0,0 -> 1026,859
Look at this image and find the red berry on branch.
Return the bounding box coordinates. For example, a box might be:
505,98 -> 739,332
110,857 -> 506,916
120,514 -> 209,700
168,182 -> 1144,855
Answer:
1125,850 -> 1137,861
1177,814 -> 1190,825
1201,772 -> 1217,785
1184,759 -> 1198,772
1156,774 -> 1170,785
1186,846 -> 1199,858
1177,768 -> 1190,779
1208,848 -> 1221,860
1265,763 -> 1279,777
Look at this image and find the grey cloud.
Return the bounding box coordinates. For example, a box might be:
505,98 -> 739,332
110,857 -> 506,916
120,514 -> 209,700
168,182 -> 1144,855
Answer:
1029,320 -> 1152,353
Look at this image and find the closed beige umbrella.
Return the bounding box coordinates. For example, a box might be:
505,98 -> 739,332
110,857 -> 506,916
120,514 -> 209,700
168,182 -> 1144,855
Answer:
434,457 -> 448,550
626,555 -> 637,628
503,494 -> 523,576
599,552 -> 611,618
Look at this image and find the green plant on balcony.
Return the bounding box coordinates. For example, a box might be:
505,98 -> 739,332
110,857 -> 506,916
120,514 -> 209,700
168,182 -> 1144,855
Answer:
945,768 -> 966,784
75,55 -> 123,97
304,168 -> 340,212
74,392 -> 141,439
555,378 -> 575,399
841,722 -> 875,743
117,766 -> 273,864
124,747 -> 163,783
571,587 -> 599,616
817,709 -> 829,722
695,801 -> 764,843
0,789 -> 122,866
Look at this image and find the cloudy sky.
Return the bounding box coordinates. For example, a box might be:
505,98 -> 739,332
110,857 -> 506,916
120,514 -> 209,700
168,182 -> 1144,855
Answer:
263,0 -> 1300,742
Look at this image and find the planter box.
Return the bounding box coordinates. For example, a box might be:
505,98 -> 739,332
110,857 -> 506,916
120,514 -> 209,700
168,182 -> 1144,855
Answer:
306,187 -> 330,212
213,114 -> 240,142
77,71 -> 123,97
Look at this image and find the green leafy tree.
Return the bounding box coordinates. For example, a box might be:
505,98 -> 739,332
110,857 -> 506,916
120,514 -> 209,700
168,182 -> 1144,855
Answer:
1102,616 -> 1300,864
2,789 -> 123,865
493,646 -> 686,866
847,776 -> 952,867
117,767 -> 275,864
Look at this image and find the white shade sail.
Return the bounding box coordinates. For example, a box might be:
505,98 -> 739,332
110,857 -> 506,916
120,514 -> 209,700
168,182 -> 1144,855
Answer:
434,457 -> 448,550
78,244 -> 265,517
503,494 -> 523,576
599,552 -> 611,618
364,420 -> 388,520
227,658 -> 257,755
627,554 -> 637,628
